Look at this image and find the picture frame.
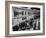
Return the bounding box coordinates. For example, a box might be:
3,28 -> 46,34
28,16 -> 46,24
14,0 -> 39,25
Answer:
5,1 -> 45,37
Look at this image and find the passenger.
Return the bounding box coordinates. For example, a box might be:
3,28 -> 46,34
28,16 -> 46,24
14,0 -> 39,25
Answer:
29,21 -> 33,28
19,22 -> 27,30
13,25 -> 19,31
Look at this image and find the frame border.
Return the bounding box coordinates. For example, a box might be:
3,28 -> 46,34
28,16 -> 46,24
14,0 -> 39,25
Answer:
5,1 -> 45,37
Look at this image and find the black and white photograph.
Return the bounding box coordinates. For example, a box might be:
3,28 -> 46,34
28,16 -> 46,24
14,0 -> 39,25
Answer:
12,7 -> 40,31
8,2 -> 45,35
5,1 -> 45,37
